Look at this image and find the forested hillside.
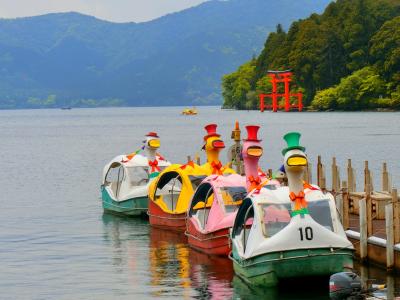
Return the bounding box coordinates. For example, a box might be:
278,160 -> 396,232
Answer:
222,0 -> 400,111
0,0 -> 331,109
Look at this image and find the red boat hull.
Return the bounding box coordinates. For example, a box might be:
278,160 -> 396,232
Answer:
148,200 -> 187,231
186,220 -> 231,256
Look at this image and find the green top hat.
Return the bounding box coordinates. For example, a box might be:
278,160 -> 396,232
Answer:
282,132 -> 305,155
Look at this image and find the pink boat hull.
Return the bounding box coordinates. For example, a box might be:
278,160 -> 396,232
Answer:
186,219 -> 231,256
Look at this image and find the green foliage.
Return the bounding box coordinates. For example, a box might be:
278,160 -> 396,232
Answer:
370,16 -> 400,83
222,61 -> 256,109
311,67 -> 389,110
222,0 -> 400,110
311,87 -> 338,110
21,94 -> 124,108
27,94 -> 57,107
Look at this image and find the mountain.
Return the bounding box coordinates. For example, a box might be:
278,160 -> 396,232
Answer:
221,0 -> 400,111
0,0 -> 331,108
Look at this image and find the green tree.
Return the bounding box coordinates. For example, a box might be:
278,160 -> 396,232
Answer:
370,16 -> 400,83
222,61 -> 256,109
311,67 -> 387,110
311,87 -> 338,110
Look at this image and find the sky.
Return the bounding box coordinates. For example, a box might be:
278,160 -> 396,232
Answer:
0,0 -> 210,23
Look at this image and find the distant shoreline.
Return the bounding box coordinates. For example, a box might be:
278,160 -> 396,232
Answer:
221,107 -> 399,112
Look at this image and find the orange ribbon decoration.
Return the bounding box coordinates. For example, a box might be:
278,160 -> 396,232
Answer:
180,161 -> 195,170
289,191 -> 307,211
248,175 -> 262,192
303,182 -> 320,191
148,159 -> 161,173
211,161 -> 223,175
121,152 -> 136,163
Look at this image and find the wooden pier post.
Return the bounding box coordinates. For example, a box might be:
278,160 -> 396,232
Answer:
364,161 -> 369,192
382,162 -> 389,192
342,181 -> 349,229
366,183 -> 373,237
268,169 -> 273,179
392,188 -> 400,244
316,156 -> 326,192
359,197 -> 368,261
308,162 -> 312,184
347,159 -> 355,193
387,275 -> 395,300
385,200 -> 394,270
364,162 -> 374,236
303,163 -> 311,183
359,264 -> 369,290
332,157 -> 340,194
332,157 -> 337,192
321,169 -> 326,192
317,155 -> 322,187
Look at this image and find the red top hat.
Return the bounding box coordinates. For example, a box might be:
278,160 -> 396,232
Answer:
245,125 -> 261,142
203,124 -> 221,141
146,132 -> 159,138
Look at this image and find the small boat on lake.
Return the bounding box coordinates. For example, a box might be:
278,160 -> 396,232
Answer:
101,132 -> 170,216
230,132 -> 354,286
182,107 -> 198,115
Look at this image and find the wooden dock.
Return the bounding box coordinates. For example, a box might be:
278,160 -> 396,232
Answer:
313,156 -> 400,272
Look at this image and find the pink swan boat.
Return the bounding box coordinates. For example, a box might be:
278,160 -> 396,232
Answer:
186,125 -> 279,256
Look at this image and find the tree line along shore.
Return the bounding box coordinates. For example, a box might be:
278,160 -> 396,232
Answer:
222,0 -> 400,111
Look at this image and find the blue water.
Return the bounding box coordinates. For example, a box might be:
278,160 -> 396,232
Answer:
1,107 -> 399,299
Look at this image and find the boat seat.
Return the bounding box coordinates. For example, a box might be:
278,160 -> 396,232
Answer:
195,208 -> 211,229
130,178 -> 148,186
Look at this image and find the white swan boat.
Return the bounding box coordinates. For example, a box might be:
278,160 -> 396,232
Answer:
101,132 -> 170,216
230,132 -> 354,286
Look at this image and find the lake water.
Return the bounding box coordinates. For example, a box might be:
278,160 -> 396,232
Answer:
1,107 -> 400,299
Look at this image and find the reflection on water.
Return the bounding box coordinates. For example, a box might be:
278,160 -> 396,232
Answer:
356,261 -> 400,299
149,227 -> 192,298
188,247 -> 233,299
102,213 -> 340,299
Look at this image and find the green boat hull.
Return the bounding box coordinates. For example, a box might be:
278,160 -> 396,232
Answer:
232,248 -> 354,287
101,187 -> 148,216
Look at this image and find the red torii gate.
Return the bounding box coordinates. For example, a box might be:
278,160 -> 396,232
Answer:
259,70 -> 303,112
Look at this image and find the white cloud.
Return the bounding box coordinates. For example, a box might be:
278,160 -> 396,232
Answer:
0,0 -> 209,22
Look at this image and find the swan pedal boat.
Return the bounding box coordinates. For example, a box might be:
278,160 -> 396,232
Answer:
101,154 -> 169,216
230,185 -> 354,287
186,174 -> 247,256
148,163 -> 207,230
147,123 -> 234,231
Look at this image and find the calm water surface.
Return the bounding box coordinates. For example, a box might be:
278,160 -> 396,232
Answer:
1,107 -> 400,299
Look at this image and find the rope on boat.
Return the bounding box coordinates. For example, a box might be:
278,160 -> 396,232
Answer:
146,212 -> 187,220
184,231 -> 230,242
